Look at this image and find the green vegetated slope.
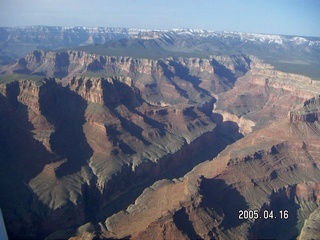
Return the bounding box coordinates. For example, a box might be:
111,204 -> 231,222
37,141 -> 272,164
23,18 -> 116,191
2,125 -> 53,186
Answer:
72,38 -> 209,59
0,74 -> 44,84
73,34 -> 320,80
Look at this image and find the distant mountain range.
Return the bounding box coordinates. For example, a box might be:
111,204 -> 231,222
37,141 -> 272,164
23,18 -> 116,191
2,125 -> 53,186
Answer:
1,26 -> 320,79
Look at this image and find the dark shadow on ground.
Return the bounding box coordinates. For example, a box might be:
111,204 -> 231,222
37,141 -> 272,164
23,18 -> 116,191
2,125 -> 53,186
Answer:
210,59 -> 237,84
249,190 -> 300,240
0,81 -> 56,180
39,79 -> 93,177
200,177 -> 249,230
158,60 -> 189,99
173,207 -> 203,240
168,60 -> 212,97
0,80 -> 86,239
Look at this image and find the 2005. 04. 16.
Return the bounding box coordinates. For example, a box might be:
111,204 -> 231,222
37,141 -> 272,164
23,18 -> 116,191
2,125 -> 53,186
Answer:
238,209 -> 289,220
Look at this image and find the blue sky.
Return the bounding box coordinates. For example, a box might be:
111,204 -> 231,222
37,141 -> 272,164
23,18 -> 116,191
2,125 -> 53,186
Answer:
0,0 -> 319,37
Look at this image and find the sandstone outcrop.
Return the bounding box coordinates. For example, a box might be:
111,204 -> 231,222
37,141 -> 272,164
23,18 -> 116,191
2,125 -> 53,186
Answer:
289,95 -> 320,123
2,50 -> 250,103
214,58 -> 320,133
299,205 -> 320,240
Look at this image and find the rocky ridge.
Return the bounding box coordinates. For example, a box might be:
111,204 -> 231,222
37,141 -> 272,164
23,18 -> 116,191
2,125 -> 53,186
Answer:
1,26 -> 320,58
289,95 -> 320,123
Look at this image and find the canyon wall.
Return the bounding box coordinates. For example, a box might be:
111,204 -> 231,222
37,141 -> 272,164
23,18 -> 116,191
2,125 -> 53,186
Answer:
289,95 -> 320,123
214,58 -> 320,133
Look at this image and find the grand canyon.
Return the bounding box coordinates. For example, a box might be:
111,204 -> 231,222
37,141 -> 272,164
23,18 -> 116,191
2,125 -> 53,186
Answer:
0,27 -> 320,239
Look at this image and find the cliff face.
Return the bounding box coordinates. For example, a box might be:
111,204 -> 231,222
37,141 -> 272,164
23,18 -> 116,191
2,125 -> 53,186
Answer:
214,58 -> 320,133
103,116 -> 320,240
289,95 -> 320,123
299,204 -> 320,240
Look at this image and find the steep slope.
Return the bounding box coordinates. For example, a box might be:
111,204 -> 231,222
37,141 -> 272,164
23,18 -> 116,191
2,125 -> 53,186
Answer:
214,58 -> 320,133
299,204 -> 320,240
1,50 -> 251,104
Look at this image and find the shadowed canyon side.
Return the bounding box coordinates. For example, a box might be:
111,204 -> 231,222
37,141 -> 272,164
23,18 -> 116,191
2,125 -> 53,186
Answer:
0,53 -> 248,239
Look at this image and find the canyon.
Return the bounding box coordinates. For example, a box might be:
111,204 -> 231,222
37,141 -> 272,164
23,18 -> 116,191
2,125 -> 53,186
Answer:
0,28 -> 320,239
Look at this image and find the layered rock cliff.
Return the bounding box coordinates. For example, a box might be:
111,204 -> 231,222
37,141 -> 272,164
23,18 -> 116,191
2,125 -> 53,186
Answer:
1,27 -> 320,81
214,58 -> 320,133
289,95 -> 320,123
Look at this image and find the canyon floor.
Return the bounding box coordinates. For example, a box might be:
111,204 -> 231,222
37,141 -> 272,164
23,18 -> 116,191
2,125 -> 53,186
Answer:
0,28 -> 320,240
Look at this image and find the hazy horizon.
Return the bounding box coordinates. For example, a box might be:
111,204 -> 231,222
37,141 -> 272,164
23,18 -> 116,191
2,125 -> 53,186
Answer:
1,0 -> 320,37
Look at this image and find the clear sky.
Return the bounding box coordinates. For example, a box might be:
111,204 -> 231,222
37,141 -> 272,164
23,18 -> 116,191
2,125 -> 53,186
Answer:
0,0 -> 319,37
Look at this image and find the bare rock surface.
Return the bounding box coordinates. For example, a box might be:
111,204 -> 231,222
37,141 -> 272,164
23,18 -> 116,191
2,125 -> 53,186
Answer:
214,58 -> 320,133
299,206 -> 320,240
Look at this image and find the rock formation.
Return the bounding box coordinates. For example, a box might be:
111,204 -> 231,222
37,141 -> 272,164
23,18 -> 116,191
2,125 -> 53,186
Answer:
289,95 -> 320,123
